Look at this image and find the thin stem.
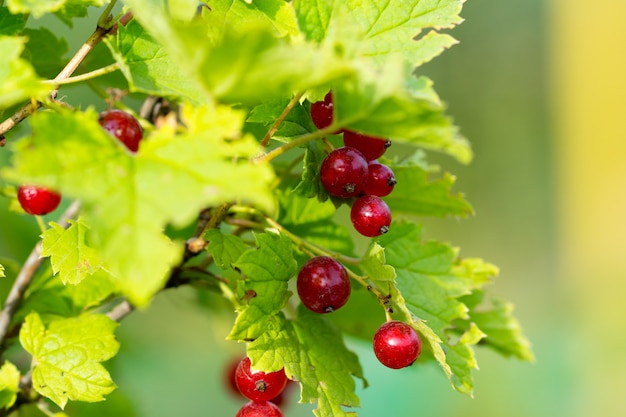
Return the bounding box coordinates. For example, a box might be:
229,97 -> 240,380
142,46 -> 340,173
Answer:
105,299 -> 134,322
253,123 -> 342,164
34,216 -> 46,234
0,18 -> 113,137
97,0 -> 118,29
260,91 -> 305,147
0,201 -> 80,345
43,63 -> 121,86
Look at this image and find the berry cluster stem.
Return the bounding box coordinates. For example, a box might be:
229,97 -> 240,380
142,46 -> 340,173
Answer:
260,91 -> 305,147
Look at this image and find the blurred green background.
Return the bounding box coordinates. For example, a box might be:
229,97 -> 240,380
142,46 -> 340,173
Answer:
2,0 -> 626,416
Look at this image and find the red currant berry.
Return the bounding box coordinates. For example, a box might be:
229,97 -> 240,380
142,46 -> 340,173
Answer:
297,256 -> 351,314
350,195 -> 392,237
373,321 -> 422,369
320,147 -> 368,198
17,185 -> 62,216
236,401 -> 283,417
342,130 -> 391,161
310,92 -> 334,130
98,109 -> 143,152
362,162 -> 396,197
235,357 -> 287,402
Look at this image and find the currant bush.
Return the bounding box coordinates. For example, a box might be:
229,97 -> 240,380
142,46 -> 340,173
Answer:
17,185 -> 62,216
297,256 -> 351,314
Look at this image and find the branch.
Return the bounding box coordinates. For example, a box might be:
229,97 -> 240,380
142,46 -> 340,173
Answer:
0,201 -> 81,345
0,23 -> 113,137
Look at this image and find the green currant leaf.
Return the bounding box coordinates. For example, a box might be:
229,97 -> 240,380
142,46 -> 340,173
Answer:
19,312 -> 119,409
385,163 -> 474,218
22,27 -> 68,78
0,36 -> 51,109
41,219 -> 103,285
0,361 -> 20,409
2,106 -> 275,306
293,140 -> 329,200
203,0 -> 299,39
248,307 -> 366,417
295,0 -> 463,68
0,7 -> 27,36
277,190 -> 354,255
360,241 -> 396,283
228,232 -> 298,340
376,220 -> 503,395
246,99 -> 314,143
104,19 -> 207,103
333,61 -> 472,163
460,291 -> 535,362
204,229 -> 249,270
5,0 -> 107,19
0,264 -> 4,278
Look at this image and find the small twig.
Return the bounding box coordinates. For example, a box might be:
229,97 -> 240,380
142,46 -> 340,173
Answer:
0,201 -> 80,345
184,202 -> 234,261
105,300 -> 134,322
43,63 -> 121,86
0,20 -> 113,137
260,92 -> 305,147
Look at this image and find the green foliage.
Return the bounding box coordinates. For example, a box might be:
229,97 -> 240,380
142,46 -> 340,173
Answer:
0,1 -> 533,416
19,312 -> 119,408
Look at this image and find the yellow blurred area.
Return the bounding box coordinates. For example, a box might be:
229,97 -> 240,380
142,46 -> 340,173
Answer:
551,0 -> 626,415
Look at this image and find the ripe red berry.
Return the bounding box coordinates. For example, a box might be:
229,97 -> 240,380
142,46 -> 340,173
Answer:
235,357 -> 287,402
350,195 -> 392,237
310,92 -> 334,130
236,401 -> 283,417
297,256 -> 351,314
342,130 -> 391,161
373,321 -> 422,369
17,185 -> 62,216
98,109 -> 143,152
362,162 -> 396,197
320,147 -> 369,198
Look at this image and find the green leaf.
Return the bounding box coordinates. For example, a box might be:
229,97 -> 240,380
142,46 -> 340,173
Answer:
6,0 -> 107,19
41,219 -> 103,285
384,164 -> 473,218
22,27 -> 68,78
0,7 -> 27,36
2,106 -> 275,306
203,0 -> 299,39
247,99 -> 313,143
377,220 -> 500,395
205,228 -> 249,270
333,61 -> 472,163
295,0 -> 463,67
104,19 -> 207,103
0,36 -> 51,109
228,232 -> 298,340
19,312 -> 119,409
293,140 -> 328,200
0,361 -> 20,409
462,292 -> 535,362
359,241 -> 396,283
248,308 -> 365,417
0,264 -> 4,278
278,189 -> 354,255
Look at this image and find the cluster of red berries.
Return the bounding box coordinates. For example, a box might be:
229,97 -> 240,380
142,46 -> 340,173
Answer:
310,92 -> 396,238
225,356 -> 290,417
16,109 -> 142,217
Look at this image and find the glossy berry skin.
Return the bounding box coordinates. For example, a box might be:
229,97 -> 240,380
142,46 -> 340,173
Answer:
320,147 -> 369,198
363,162 -> 396,197
343,130 -> 391,161
350,195 -> 392,237
235,357 -> 287,402
310,92 -> 334,130
98,109 -> 143,152
236,401 -> 284,417
17,185 -> 61,215
373,321 -> 422,369
297,256 -> 351,314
